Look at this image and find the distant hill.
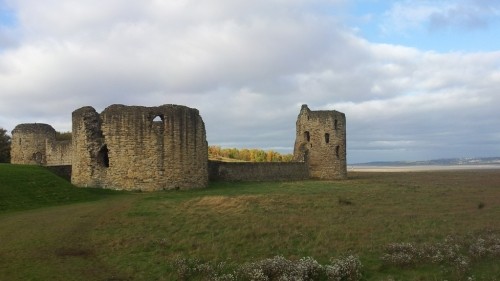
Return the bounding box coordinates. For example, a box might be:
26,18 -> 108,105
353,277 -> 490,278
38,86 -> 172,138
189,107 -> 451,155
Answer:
352,157 -> 500,166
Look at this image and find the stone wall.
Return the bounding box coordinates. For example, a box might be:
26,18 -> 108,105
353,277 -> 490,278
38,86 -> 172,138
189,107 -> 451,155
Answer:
208,161 -> 309,182
293,104 -> 347,179
46,140 -> 72,166
71,104 -> 208,191
11,123 -> 73,166
71,106 -> 105,188
11,103 -> 347,190
11,123 -> 57,165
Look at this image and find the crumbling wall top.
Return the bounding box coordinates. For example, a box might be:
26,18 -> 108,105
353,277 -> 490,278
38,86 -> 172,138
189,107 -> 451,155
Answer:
101,104 -> 200,115
12,123 -> 56,136
73,106 -> 98,115
299,104 -> 345,120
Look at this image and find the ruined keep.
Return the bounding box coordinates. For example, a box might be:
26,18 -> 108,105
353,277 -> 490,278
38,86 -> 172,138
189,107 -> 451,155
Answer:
71,104 -> 208,191
11,103 -> 347,190
11,123 -> 72,166
293,105 -> 347,179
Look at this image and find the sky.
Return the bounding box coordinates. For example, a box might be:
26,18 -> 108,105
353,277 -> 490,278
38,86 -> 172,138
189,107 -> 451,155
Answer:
0,0 -> 499,164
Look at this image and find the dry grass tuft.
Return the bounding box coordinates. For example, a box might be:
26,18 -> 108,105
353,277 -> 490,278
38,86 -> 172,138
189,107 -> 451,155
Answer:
185,195 -> 262,213
55,247 -> 94,257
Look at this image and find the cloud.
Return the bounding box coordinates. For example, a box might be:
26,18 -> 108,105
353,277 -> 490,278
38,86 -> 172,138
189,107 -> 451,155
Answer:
327,47 -> 500,161
381,0 -> 500,34
0,0 -> 346,124
0,0 -> 499,163
428,0 -> 500,30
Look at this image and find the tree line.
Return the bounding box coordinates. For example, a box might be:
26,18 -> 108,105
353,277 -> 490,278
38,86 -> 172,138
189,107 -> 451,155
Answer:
0,128 -> 11,163
209,146 -> 294,162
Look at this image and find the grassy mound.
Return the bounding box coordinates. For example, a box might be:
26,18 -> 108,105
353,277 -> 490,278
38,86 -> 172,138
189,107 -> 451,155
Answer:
0,164 -> 119,212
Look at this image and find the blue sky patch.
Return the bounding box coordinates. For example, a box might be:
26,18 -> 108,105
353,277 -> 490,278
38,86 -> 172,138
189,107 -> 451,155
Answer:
348,0 -> 500,52
0,1 -> 17,27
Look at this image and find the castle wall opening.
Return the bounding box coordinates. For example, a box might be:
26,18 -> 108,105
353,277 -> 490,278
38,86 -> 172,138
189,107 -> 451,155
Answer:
153,115 -> 163,123
98,145 -> 110,168
34,152 -> 43,164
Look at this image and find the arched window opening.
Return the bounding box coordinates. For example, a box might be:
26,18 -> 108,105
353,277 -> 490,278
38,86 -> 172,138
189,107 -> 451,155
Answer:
304,131 -> 310,142
153,115 -> 164,123
334,119 -> 338,130
335,145 -> 340,159
98,145 -> 110,168
33,152 -> 43,164
325,133 -> 330,144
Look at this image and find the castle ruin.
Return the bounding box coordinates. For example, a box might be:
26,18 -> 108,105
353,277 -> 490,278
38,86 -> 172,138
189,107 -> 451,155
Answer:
11,104 -> 347,191
293,105 -> 347,179
11,123 -> 72,166
71,104 -> 208,191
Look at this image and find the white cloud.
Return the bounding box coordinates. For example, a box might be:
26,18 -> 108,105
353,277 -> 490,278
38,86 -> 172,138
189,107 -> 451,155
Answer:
381,0 -> 500,35
381,0 -> 443,34
428,0 -> 500,30
0,0 -> 499,163
327,48 -> 500,161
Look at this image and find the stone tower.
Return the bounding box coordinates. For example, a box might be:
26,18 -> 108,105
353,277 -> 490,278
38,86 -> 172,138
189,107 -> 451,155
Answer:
11,123 -> 56,165
71,104 -> 208,191
293,104 -> 347,179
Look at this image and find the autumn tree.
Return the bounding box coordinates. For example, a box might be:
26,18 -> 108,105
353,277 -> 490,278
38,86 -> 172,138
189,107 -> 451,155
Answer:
55,131 -> 72,141
208,146 -> 293,162
0,127 -> 11,163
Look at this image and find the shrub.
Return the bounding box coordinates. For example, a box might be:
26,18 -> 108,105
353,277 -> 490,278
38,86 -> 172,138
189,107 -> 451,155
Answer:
381,236 -> 470,274
325,255 -> 363,281
381,233 -> 500,279
171,255 -> 363,281
468,233 -> 500,260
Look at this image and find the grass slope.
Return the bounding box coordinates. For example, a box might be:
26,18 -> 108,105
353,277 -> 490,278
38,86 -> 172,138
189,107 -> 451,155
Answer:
0,164 -> 119,212
0,168 -> 499,280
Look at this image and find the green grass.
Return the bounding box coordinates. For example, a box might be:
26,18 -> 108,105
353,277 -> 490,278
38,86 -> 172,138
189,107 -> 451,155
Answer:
0,164 -> 120,212
0,165 -> 500,280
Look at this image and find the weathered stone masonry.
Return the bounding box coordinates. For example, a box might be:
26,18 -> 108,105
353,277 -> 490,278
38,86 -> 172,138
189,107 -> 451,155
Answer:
11,103 -> 347,190
293,105 -> 347,180
11,123 -> 72,166
71,104 -> 208,191
208,161 -> 309,182
208,104 -> 348,181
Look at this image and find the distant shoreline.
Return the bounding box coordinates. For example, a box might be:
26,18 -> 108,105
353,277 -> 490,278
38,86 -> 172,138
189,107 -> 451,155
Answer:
348,165 -> 500,172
